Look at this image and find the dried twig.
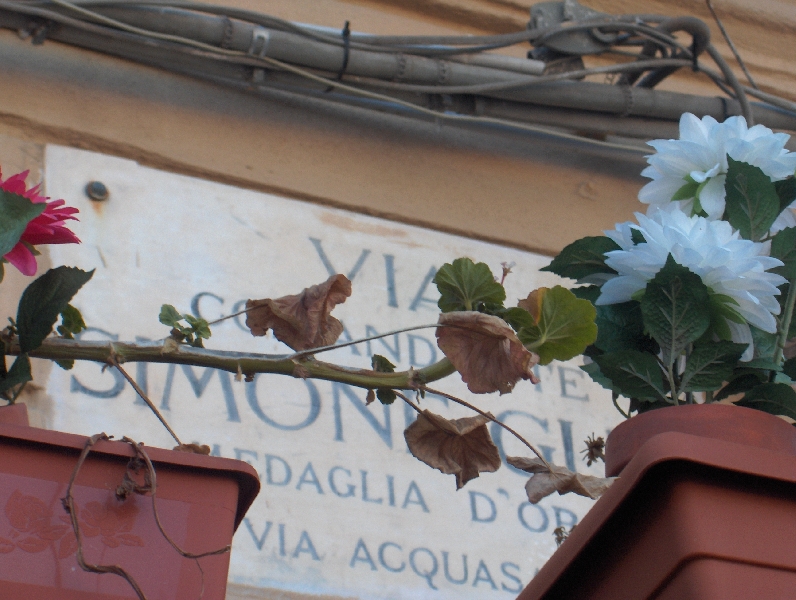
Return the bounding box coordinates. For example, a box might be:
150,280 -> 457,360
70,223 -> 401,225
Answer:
112,358 -> 182,446
61,433 -> 149,600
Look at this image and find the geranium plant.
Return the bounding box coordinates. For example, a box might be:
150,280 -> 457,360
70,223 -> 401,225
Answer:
544,113 -> 796,420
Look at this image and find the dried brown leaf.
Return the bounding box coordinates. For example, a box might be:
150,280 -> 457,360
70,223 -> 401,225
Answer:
436,311 -> 539,394
507,456 -> 616,504
173,443 -> 211,455
365,390 -> 376,405
405,410 -> 501,489
246,274 -> 352,351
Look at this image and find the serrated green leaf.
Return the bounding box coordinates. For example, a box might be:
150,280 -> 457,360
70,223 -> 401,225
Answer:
376,388 -> 396,405
55,359 -> 75,371
737,382 -> 796,420
775,177 -> 796,213
770,227 -> 796,279
57,304 -> 86,339
371,354 -> 396,373
724,157 -> 781,241
16,267 -> 94,353
593,350 -> 669,402
594,300 -> 658,354
680,341 -> 747,392
433,258 -> 505,312
640,256 -> 711,366
580,360 -> 614,391
185,314 -> 211,339
518,286 -> 597,365
540,237 -> 620,282
159,304 -> 182,327
784,357 -> 796,381
714,373 -> 765,401
0,354 -> 32,395
0,190 -> 46,257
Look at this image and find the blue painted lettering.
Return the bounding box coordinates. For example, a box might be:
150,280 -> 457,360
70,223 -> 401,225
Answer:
469,491 -> 496,523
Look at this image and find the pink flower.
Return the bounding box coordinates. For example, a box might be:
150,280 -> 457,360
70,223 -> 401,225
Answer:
2,169 -> 80,276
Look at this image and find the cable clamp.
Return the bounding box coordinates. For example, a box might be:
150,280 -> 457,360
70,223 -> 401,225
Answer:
248,27 -> 270,58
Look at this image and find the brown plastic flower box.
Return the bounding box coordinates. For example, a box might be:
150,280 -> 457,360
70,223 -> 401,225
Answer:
0,404 -> 260,600
517,405 -> 796,600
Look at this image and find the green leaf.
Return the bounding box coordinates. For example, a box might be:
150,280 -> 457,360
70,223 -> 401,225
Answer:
433,258 -> 505,312
493,307 -> 535,332
56,304 -> 86,339
594,300 -> 657,355
0,190 -> 46,257
750,325 -> 778,361
540,237 -> 620,282
630,229 -> 646,245
185,314 -> 211,339
679,341 -> 748,392
770,227 -> 796,279
784,357 -> 796,381
593,350 -> 669,402
715,373 -> 765,401
371,355 -> 396,373
724,157 -> 781,241
371,355 -> 397,404
640,256 -> 711,366
55,359 -> 75,371
518,286 -> 597,365
775,177 -> 796,213
580,360 -> 614,391
376,389 -> 397,405
737,382 -> 796,420
671,180 -> 699,201
0,354 -> 32,395
159,304 -> 182,327
16,267 -> 94,353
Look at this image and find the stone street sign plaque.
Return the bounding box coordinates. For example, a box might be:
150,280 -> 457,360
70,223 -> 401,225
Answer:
44,146 -> 621,599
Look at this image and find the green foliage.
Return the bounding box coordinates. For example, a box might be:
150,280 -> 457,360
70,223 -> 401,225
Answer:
493,307 -> 535,332
579,360 -> 614,391
640,256 -> 711,367
0,190 -> 46,257
159,304 -> 211,348
16,267 -> 94,353
434,258 -> 506,312
679,342 -> 748,392
775,177 -> 796,213
371,354 -> 397,404
724,157 -> 781,241
593,350 -> 669,403
57,304 -> 87,339
783,357 -> 796,382
737,382 -> 796,421
0,354 -> 32,398
518,286 -> 597,365
770,227 -> 796,279
540,237 -> 619,282
714,373 -> 766,401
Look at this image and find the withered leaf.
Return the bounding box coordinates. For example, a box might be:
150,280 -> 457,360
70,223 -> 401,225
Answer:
173,443 -> 211,455
405,410 -> 501,490
518,288 -> 544,322
436,311 -> 540,394
246,274 -> 352,351
507,456 -> 616,504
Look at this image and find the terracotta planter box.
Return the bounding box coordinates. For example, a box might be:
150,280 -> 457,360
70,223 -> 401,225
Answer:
0,404 -> 260,600
517,404 -> 796,600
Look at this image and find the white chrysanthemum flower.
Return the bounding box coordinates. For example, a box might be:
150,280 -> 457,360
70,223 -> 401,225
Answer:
597,206 -> 787,360
639,113 -> 796,220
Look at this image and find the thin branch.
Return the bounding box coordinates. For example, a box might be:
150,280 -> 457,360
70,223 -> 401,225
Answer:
11,337 -> 458,392
394,390 -> 422,414
112,359 -> 182,446
420,385 -> 552,472
774,279 -> 796,366
705,0 -> 758,89
287,323 -> 443,360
